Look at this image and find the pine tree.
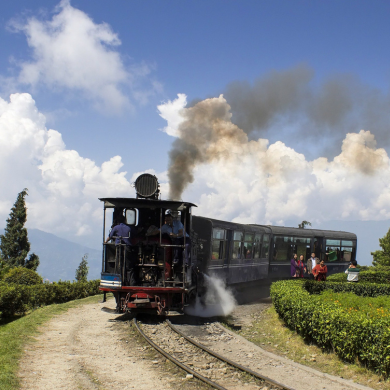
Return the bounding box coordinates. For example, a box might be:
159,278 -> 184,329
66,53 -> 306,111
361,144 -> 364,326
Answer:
0,189 -> 39,270
75,254 -> 89,282
371,228 -> 390,267
25,253 -> 40,271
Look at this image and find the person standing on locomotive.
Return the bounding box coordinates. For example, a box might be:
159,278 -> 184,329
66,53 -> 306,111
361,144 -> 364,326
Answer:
105,214 -> 137,286
160,213 -> 191,267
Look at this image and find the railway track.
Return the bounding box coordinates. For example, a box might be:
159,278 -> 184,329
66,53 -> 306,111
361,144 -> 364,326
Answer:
133,317 -> 294,390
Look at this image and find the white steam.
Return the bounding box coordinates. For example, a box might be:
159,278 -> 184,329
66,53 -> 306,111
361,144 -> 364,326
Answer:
185,275 -> 237,317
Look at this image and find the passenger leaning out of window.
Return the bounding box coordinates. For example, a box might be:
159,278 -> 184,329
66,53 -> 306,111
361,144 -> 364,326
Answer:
312,259 -> 328,281
345,260 -> 360,282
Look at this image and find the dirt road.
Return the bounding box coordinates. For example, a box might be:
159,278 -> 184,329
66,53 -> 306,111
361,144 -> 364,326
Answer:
18,299 -> 178,390
18,298 -> 374,390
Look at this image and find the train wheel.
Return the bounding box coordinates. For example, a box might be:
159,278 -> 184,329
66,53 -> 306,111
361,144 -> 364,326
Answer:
185,287 -> 197,306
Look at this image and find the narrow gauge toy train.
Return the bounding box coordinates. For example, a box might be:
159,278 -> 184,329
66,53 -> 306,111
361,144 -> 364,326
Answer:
99,174 -> 357,314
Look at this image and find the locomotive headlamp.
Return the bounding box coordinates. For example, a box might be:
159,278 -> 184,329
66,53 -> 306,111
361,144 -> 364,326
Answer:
134,173 -> 160,199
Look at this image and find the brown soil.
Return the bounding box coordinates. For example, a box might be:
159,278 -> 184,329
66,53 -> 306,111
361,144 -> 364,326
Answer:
17,296 -> 376,390
18,298 -> 186,390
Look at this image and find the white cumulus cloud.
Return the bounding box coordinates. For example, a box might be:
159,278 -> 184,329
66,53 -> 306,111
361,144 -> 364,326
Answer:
0,93 -> 135,247
157,93 -> 187,137
8,0 -> 158,113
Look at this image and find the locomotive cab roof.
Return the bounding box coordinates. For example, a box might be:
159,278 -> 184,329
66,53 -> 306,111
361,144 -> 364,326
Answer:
99,197 -> 197,211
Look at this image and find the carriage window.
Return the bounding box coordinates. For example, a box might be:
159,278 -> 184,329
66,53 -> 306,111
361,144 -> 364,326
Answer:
261,234 -> 269,258
253,234 -> 262,258
212,228 -> 227,260
325,239 -> 356,262
326,239 -> 340,246
273,236 -> 292,261
244,233 -> 254,259
232,230 -> 243,258
213,228 -> 225,240
272,236 -> 309,261
294,237 -> 311,260
326,246 -> 340,261
341,247 -> 353,262
234,231 -> 243,241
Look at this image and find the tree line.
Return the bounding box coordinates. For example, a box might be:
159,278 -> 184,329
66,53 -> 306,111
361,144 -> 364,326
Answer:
0,189 -> 88,282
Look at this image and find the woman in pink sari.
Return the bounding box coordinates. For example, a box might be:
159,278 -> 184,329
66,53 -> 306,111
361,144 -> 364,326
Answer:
290,253 -> 299,277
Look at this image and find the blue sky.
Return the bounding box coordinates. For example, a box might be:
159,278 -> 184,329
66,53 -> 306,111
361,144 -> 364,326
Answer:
1,0 -> 390,264
2,0 -> 390,169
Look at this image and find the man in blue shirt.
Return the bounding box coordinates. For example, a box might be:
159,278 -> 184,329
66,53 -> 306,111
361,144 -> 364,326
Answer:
158,214 -> 191,274
105,215 -> 137,285
160,214 -> 189,239
106,219 -> 132,245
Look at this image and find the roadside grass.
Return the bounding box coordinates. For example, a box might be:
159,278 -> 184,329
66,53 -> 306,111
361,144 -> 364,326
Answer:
0,293 -> 106,390
231,306 -> 390,390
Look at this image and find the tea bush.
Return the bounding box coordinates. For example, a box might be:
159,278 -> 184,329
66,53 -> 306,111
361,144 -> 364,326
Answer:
3,267 -> 43,285
271,280 -> 390,376
304,279 -> 390,297
327,270 -> 390,284
0,280 -> 101,318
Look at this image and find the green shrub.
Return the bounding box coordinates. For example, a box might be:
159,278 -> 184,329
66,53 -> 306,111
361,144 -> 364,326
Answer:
0,280 -> 101,318
304,279 -> 390,297
327,270 -> 390,284
3,267 -> 42,285
326,273 -> 347,282
271,280 -> 390,376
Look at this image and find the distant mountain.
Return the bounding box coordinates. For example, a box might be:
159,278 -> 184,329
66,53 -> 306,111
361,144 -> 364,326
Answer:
28,229 -> 102,282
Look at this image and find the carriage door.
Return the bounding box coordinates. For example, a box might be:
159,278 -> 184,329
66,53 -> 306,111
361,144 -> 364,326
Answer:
314,237 -> 323,260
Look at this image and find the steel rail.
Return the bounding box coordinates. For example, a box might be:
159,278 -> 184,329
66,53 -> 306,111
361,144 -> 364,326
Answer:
166,320 -> 295,390
133,318 -> 227,390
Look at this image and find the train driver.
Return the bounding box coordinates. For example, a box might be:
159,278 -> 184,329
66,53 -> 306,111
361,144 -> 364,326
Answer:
160,213 -> 188,239
161,213 -> 191,267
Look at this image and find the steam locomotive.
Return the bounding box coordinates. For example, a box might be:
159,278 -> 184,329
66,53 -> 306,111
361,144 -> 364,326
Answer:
99,174 -> 356,314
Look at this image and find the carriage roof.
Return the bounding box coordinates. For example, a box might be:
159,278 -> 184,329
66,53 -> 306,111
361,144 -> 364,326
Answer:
99,197 -> 197,211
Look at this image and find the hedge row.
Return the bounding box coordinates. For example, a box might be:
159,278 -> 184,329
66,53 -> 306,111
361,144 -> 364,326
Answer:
0,280 -> 102,318
304,279 -> 390,297
3,267 -> 43,285
271,280 -> 390,376
327,270 -> 390,284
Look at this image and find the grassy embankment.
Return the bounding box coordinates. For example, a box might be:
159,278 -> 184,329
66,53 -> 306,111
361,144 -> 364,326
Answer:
236,306 -> 389,389
0,294 -> 107,390
225,278 -> 390,390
